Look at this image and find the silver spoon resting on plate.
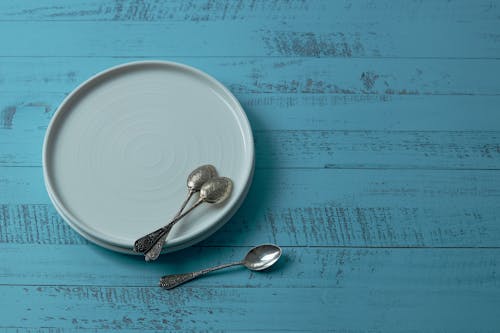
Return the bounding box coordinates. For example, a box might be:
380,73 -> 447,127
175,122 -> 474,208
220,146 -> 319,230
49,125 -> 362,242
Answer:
138,164 -> 218,259
159,244 -> 282,290
133,165 -> 233,260
133,164 -> 217,255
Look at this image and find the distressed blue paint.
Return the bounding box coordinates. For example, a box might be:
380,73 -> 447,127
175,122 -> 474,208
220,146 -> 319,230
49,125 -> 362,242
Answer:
3,58 -> 500,95
0,11 -> 500,57
0,0 -> 500,332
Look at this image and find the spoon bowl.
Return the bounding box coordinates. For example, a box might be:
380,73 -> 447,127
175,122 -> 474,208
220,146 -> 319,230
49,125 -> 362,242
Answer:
187,164 -> 217,192
200,177 -> 233,204
243,244 -> 282,271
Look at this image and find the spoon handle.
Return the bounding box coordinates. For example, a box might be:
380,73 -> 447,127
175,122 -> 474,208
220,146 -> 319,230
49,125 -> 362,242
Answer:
144,227 -> 170,261
133,192 -> 199,254
175,189 -> 195,217
141,199 -> 204,259
134,227 -> 166,253
143,190 -> 196,260
159,261 -> 243,290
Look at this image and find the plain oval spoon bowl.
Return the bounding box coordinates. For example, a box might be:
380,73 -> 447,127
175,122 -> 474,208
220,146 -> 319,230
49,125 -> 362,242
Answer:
159,244 -> 282,290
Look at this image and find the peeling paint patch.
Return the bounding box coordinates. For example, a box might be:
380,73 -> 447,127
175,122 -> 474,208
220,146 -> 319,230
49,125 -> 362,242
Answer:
1,106 -> 17,129
262,31 -> 366,57
360,71 -> 379,91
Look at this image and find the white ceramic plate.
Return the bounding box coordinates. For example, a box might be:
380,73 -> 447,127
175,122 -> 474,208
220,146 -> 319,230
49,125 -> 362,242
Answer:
43,61 -> 254,253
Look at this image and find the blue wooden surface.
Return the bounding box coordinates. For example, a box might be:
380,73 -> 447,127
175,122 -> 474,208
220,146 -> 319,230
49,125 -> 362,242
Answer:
1,1 -> 500,331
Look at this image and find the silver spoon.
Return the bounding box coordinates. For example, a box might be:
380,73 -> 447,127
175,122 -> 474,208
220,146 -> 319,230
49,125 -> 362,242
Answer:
143,166 -> 222,261
133,164 -> 217,254
138,177 -> 233,261
159,244 -> 282,290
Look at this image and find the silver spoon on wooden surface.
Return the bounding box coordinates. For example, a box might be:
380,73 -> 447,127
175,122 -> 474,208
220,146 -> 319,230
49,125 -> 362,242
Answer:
133,164 -> 217,255
159,244 -> 282,290
136,177 -> 233,261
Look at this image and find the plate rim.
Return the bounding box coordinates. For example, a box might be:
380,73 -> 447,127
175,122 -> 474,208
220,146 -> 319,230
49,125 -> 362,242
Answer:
42,60 -> 255,252
47,184 -> 252,255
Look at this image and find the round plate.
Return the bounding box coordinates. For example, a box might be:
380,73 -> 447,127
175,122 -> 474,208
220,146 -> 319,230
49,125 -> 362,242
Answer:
43,61 -> 254,253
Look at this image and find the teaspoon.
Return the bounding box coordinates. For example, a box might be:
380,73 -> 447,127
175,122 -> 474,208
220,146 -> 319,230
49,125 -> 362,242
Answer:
159,244 -> 282,290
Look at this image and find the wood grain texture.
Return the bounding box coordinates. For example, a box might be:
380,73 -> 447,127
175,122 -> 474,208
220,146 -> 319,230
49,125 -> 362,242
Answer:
3,113 -> 500,168
2,92 -> 500,131
1,245 -> 499,288
2,57 -> 500,95
1,58 -> 500,168
1,0 -> 500,331
0,285 -> 498,331
0,1 -> 499,58
1,168 -> 499,247
0,246 -> 499,331
1,0 -> 498,23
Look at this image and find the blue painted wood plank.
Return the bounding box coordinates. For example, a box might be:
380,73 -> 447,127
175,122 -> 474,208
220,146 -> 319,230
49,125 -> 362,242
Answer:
3,122 -> 500,169
0,1 -> 499,58
2,92 -> 500,131
255,130 -> 500,170
0,19 -> 499,58
1,168 -> 499,247
1,57 -> 500,167
2,57 -> 500,95
0,245 -> 499,289
1,0 -> 498,23
0,284 -> 498,331
2,90 -> 500,169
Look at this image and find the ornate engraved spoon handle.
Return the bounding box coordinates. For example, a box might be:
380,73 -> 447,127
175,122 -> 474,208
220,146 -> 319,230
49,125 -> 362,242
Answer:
141,199 -> 204,260
133,190 -> 196,254
159,261 -> 243,290
144,225 -> 172,261
133,227 -> 166,253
